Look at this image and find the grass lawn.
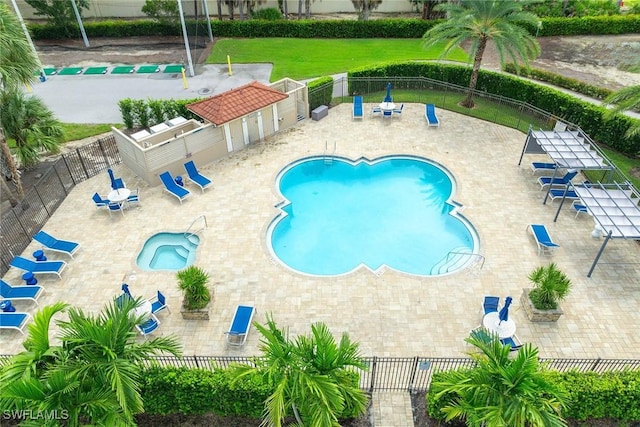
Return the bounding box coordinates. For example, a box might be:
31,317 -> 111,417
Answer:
207,38 -> 468,81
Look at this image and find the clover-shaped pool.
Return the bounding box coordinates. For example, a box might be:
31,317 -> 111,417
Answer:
267,155 -> 479,277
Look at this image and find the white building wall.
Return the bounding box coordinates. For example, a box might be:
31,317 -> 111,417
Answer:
15,0 -> 414,20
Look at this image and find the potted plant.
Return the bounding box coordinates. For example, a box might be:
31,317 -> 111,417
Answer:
521,263 -> 572,322
177,265 -> 211,320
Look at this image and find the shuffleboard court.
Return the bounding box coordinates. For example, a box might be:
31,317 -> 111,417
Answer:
163,64 -> 184,73
137,65 -> 160,74
111,66 -> 136,74
84,67 -> 108,75
58,67 -> 84,75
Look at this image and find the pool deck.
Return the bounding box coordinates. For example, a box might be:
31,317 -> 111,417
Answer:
2,103 -> 640,360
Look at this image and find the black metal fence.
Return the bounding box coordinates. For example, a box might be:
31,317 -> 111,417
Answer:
0,135 -> 120,276
3,354 -> 636,392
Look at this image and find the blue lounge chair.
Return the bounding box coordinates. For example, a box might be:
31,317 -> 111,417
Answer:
425,104 -> 439,127
184,160 -> 212,193
0,312 -> 31,334
150,290 -> 170,314
530,162 -> 557,175
572,200 -> 588,218
500,334 -> 523,351
549,188 -> 579,202
136,313 -> 160,336
159,171 -> 191,204
352,95 -> 364,120
1,279 -> 44,306
33,230 -> 80,258
10,256 -> 67,278
538,170 -> 578,189
483,296 -> 499,314
527,224 -> 559,256
226,305 -> 256,347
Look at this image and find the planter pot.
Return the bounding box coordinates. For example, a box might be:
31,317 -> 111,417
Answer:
180,300 -> 210,320
520,288 -> 563,322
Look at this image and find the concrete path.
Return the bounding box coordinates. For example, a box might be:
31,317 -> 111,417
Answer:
373,392 -> 414,427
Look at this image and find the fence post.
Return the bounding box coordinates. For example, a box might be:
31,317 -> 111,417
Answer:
61,155 -> 78,185
407,356 -> 419,393
33,186 -> 50,217
53,165 -> 68,195
98,138 -> 111,169
369,356 -> 377,393
76,147 -> 90,180
590,357 -> 601,371
193,355 -> 200,369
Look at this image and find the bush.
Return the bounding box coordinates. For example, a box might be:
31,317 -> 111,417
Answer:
308,76 -> 334,114
252,7 -> 283,20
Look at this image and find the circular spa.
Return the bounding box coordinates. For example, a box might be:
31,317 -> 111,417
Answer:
267,155 -> 480,277
136,232 -> 200,271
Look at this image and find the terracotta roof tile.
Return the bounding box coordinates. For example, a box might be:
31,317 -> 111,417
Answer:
186,81 -> 289,126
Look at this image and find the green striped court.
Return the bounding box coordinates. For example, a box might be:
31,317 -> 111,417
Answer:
58,67 -> 84,75
163,64 -> 184,73
137,65 -> 160,74
111,66 -> 135,74
84,67 -> 108,75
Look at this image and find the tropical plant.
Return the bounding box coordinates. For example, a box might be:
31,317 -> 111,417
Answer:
431,329 -> 569,426
229,314 -> 369,427
422,0 -> 541,108
176,265 -> 211,310
0,300 -> 182,426
24,0 -> 90,32
351,0 -> 382,20
528,262 -> 573,310
605,82 -> 640,139
0,2 -> 40,204
0,87 -> 64,168
141,0 -> 179,23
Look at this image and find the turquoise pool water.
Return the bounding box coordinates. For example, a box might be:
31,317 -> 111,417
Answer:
267,156 -> 479,277
136,232 -> 200,271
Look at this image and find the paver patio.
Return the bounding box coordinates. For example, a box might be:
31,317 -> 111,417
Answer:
2,103 -> 639,359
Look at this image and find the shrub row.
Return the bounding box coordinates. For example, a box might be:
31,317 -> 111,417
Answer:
27,14 -> 640,40
140,365 -> 363,419
118,97 -> 202,129
348,62 -> 640,156
307,76 -> 334,113
503,63 -> 613,100
427,369 -> 640,422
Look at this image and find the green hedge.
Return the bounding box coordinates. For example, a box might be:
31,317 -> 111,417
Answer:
27,15 -> 640,40
140,366 -> 269,417
427,369 -> 640,422
118,98 -> 202,129
503,63 -> 612,100
308,76 -> 334,113
348,61 -> 640,156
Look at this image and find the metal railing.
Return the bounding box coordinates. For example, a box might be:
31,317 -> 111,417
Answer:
3,353 -> 636,392
1,135 -> 120,276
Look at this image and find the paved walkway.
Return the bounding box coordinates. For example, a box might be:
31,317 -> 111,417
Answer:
373,392 -> 414,427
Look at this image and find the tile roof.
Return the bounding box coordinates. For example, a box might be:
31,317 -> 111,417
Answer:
186,81 -> 289,126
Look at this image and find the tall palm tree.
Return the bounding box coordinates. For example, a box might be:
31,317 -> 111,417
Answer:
422,0 -> 541,108
0,87 -> 65,168
0,2 -> 39,202
431,329 -> 568,427
229,314 -> 368,427
0,299 -> 182,425
605,85 -> 640,138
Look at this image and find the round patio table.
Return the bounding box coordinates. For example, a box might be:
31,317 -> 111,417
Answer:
482,312 -> 516,339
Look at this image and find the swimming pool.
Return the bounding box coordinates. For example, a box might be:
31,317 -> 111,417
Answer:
267,155 -> 479,277
136,232 -> 200,271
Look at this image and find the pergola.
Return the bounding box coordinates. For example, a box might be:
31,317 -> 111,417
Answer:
519,125 -> 640,277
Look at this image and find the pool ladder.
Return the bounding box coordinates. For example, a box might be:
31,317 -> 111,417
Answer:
184,214 -> 207,243
323,140 -> 336,164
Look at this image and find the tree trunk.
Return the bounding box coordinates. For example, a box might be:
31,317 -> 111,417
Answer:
298,0 -> 302,19
461,37 -> 487,109
283,0 -> 288,18
305,0 -> 310,19
0,127 -> 24,200
0,176 -> 19,207
227,0 -> 234,20
422,2 -> 428,20
217,0 -> 222,20
238,0 -> 244,20
362,0 -> 370,20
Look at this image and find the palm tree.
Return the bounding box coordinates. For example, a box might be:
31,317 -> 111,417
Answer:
0,2 -> 40,202
604,85 -> 640,138
0,87 -> 65,168
229,314 -> 368,427
351,0 -> 383,21
422,0 -> 541,108
430,329 -> 568,427
0,299 -> 182,425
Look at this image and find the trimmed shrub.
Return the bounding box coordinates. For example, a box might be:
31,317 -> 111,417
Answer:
308,76 -> 334,114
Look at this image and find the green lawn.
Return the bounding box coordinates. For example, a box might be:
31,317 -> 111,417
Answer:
207,38 -> 468,81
